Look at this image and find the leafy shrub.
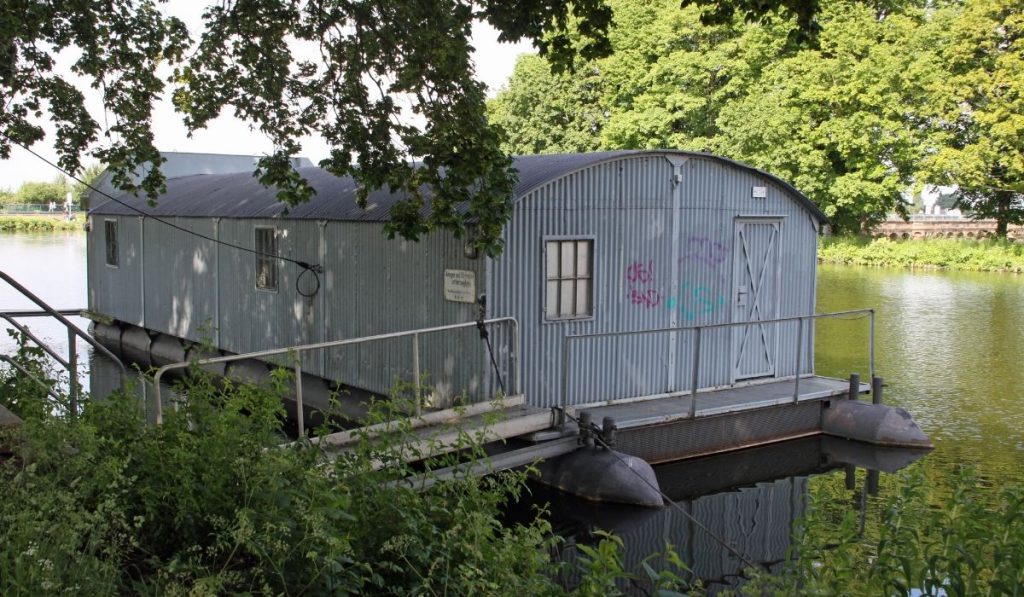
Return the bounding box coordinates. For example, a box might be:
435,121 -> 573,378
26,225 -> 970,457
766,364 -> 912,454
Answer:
0,361 -> 571,594
820,236 -> 1024,273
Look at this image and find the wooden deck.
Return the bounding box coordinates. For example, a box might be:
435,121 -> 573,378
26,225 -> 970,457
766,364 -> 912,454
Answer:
573,375 -> 860,431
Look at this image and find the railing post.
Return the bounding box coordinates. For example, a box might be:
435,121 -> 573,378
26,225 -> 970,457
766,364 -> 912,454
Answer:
848,373 -> 861,401
412,332 -> 421,416
67,329 -> 78,416
560,336 -> 570,427
869,309 -> 876,381
294,357 -> 305,437
154,373 -> 164,424
872,376 -> 884,405
793,317 -> 804,403
689,327 -> 701,418
511,319 -> 522,396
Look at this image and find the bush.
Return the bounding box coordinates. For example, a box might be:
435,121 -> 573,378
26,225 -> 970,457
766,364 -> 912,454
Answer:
0,358 -> 574,594
730,463 -> 1024,596
0,215 -> 85,232
820,235 -> 1024,273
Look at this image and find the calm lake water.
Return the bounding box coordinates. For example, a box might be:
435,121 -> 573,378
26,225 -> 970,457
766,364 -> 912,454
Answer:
3,232 -> 1024,590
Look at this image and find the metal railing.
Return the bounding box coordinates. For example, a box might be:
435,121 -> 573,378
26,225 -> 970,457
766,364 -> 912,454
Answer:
561,309 -> 875,415
0,203 -> 84,214
0,270 -> 128,412
153,317 -> 521,436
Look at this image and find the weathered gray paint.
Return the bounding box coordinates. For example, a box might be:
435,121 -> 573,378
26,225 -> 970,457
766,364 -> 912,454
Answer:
88,150 -> 822,408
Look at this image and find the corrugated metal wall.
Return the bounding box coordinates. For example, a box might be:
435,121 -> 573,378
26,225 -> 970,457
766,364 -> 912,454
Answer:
319,223 -> 488,402
142,217 -> 218,343
87,215 -> 144,326
490,154 -> 818,408
215,219 -> 321,364
88,214 -> 492,402
88,151 -> 817,407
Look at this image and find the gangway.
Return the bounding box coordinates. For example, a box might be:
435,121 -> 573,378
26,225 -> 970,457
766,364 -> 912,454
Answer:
151,318 -> 557,460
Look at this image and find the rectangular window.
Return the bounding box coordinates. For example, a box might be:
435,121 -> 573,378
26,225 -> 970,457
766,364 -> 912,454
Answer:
255,227 -> 278,291
545,239 -> 593,320
104,219 -> 119,267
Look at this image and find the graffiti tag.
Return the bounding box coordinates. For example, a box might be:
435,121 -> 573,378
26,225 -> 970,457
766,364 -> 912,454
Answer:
681,236 -> 730,268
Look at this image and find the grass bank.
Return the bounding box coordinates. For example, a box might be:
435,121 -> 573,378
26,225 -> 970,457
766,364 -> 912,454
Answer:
820,235 -> 1024,273
0,214 -> 85,232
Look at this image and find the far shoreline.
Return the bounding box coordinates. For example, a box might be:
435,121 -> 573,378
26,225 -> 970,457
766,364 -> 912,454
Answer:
0,214 -> 86,233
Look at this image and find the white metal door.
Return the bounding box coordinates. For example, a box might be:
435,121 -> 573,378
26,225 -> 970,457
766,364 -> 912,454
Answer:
732,218 -> 781,380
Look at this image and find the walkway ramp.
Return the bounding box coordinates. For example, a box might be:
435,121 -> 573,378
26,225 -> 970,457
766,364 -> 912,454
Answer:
313,395 -> 556,468
577,375 -> 858,430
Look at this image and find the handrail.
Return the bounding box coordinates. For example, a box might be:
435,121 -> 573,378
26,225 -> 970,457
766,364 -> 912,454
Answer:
0,355 -> 64,401
153,317 -> 521,435
560,309 -> 876,414
1,270 -> 129,413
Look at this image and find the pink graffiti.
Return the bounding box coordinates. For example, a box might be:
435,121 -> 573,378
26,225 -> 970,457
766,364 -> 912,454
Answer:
626,260 -> 655,284
630,288 -> 662,308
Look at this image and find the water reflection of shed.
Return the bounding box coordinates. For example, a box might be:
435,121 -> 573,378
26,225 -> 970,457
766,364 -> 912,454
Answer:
86,150 -> 827,407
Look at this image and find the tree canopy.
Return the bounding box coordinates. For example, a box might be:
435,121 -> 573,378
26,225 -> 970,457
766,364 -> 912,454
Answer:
0,0 -> 839,254
489,0 -> 1024,235
922,0 -> 1024,236
0,0 -> 621,255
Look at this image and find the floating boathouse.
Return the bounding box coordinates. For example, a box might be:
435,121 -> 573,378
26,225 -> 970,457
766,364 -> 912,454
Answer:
87,150 -> 824,407
87,150 -> 931,488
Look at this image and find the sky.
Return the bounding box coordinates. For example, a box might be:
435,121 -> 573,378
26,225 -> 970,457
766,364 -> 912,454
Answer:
0,13 -> 533,190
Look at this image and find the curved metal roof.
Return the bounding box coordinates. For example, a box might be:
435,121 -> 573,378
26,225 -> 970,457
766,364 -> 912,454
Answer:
90,150 -> 827,223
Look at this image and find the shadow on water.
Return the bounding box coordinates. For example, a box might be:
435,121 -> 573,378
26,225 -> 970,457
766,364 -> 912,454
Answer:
507,436 -> 928,595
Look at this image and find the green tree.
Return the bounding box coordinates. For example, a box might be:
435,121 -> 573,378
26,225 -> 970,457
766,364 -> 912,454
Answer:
2,1 -> 829,255
715,2 -> 937,232
71,163 -> 105,209
13,175 -> 69,205
923,0 -> 1024,237
488,55 -> 605,154
491,0 -> 938,233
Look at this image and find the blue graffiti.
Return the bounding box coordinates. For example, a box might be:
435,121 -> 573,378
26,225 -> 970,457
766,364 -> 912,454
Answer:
666,282 -> 726,321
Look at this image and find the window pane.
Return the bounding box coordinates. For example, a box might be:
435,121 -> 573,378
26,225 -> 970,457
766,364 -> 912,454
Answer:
105,220 -> 118,266
575,279 -> 590,315
559,280 -> 574,315
255,228 -> 278,290
560,241 -> 575,278
576,241 -> 590,277
546,242 -> 559,280
545,281 -> 558,318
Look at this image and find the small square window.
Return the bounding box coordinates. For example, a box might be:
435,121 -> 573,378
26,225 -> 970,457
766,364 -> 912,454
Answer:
255,227 -> 278,291
104,220 -> 119,267
545,239 -> 593,320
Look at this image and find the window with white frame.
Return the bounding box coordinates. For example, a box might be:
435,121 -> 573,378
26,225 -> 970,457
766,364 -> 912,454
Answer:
255,227 -> 278,291
545,239 -> 593,320
104,220 -> 119,267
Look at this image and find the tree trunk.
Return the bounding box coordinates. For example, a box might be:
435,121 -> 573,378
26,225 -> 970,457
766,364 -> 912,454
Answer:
996,191 -> 1010,238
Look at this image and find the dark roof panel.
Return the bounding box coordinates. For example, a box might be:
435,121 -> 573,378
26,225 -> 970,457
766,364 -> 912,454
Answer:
90,150 -> 828,223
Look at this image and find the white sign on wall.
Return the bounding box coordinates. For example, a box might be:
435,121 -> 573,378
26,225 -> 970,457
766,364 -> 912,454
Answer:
444,269 -> 476,303
752,186 -> 767,198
